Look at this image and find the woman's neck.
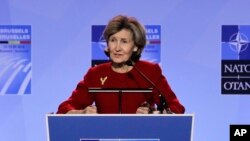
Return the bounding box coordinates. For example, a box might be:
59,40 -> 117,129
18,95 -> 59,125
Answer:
111,63 -> 132,73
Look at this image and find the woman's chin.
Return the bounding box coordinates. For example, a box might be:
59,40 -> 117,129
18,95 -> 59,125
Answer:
111,60 -> 127,65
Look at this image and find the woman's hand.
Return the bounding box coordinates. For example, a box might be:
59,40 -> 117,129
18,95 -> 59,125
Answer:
66,105 -> 97,114
136,107 -> 150,114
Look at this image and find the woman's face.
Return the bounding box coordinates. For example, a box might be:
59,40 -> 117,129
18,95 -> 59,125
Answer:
108,29 -> 137,64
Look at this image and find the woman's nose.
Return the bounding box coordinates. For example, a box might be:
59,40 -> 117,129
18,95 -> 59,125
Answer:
115,41 -> 121,51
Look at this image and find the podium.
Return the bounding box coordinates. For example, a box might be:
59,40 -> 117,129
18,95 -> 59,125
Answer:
46,114 -> 194,141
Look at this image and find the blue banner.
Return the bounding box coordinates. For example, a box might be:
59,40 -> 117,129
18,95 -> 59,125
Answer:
0,25 -> 31,95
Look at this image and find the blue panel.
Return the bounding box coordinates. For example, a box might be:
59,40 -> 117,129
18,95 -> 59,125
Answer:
0,25 -> 31,95
47,115 -> 193,141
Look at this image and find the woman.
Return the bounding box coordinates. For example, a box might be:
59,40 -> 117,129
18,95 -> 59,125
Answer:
57,15 -> 185,114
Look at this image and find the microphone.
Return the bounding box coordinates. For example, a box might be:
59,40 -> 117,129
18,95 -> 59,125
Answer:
126,60 -> 173,114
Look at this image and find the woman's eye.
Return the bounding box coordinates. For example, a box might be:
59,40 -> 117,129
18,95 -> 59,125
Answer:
109,39 -> 115,42
122,40 -> 128,43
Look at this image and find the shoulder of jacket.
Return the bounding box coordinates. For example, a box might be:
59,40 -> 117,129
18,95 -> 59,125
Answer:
88,62 -> 110,73
136,60 -> 158,68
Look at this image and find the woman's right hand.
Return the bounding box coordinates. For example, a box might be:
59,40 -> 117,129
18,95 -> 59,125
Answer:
66,105 -> 97,114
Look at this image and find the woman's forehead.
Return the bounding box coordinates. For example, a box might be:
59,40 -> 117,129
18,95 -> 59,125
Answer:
110,29 -> 133,38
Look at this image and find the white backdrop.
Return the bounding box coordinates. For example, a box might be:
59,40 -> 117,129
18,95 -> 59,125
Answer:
0,0 -> 250,141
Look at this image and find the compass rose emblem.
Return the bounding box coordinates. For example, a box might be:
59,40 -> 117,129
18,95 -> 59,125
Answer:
228,32 -> 249,55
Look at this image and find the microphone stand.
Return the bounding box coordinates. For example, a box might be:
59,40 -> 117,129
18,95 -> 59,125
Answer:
88,88 -> 153,113
126,60 -> 173,114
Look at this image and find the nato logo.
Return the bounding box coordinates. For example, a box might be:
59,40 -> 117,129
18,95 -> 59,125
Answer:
0,25 -> 31,95
221,25 -> 250,94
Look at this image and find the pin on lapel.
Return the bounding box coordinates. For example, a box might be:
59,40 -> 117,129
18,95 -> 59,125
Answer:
100,76 -> 108,85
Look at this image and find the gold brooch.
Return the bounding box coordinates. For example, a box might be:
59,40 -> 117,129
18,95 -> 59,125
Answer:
100,76 -> 108,85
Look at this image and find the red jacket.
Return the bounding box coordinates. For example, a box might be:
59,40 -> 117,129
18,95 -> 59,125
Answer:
57,61 -> 185,114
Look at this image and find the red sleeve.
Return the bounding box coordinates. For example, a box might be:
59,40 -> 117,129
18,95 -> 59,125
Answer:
151,64 -> 185,114
56,69 -> 94,114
